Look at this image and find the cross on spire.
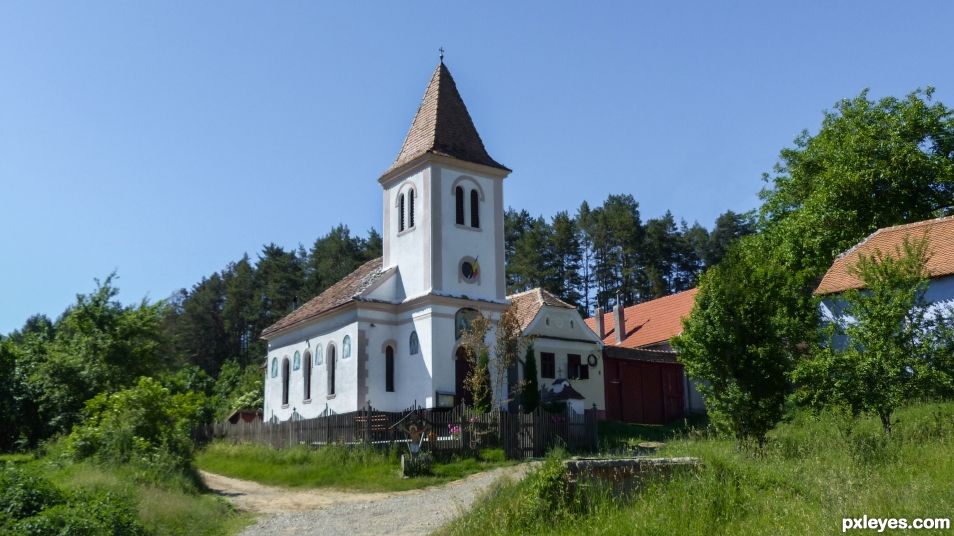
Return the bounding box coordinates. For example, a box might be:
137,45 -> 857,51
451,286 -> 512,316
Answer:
439,47 -> 445,63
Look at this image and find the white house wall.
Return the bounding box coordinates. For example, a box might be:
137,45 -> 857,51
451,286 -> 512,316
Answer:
523,306 -> 605,410
820,274 -> 954,351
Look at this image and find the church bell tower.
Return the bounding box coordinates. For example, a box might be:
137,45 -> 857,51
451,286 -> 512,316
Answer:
379,61 -> 510,303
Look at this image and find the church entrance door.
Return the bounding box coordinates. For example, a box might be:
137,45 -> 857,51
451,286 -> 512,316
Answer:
454,347 -> 473,406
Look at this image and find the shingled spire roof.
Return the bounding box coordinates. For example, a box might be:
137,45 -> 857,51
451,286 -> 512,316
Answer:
384,62 -> 509,176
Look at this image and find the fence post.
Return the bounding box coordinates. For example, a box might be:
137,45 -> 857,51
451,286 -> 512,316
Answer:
364,400 -> 372,446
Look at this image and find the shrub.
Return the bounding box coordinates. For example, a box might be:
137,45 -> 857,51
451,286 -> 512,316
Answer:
12,492 -> 144,536
65,377 -> 209,475
0,466 -> 63,519
0,466 -> 145,536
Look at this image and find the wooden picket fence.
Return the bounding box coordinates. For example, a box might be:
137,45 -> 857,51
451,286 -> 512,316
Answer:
200,403 -> 598,459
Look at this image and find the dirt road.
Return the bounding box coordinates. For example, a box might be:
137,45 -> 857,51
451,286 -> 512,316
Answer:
201,464 -> 531,536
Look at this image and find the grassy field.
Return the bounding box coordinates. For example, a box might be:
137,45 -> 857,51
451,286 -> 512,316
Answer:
196,443 -> 515,492
2,454 -> 250,535
439,401 -> 954,536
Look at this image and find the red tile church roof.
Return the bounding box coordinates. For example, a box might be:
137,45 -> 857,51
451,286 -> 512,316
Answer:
261,258 -> 384,338
384,62 -> 508,176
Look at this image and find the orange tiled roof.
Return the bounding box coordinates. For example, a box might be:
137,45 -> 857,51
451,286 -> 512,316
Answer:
815,216 -> 954,295
584,288 -> 698,349
508,287 -> 576,331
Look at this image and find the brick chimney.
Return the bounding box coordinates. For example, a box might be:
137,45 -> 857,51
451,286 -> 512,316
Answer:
613,303 -> 626,344
594,307 -> 605,339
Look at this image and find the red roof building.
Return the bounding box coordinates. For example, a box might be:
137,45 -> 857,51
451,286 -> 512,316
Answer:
584,288 -> 698,350
816,215 -> 954,295
584,289 -> 705,424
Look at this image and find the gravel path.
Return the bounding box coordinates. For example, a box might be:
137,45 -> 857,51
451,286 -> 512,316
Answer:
201,464 -> 533,536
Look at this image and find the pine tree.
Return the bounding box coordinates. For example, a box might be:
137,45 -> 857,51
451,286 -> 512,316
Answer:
576,201 -> 596,315
222,255 -> 260,366
549,211 -> 583,306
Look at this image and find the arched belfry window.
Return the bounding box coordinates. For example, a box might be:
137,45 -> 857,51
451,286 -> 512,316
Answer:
303,350 -> 312,401
314,344 -> 323,365
408,189 -> 415,228
455,186 -> 465,225
470,189 -> 480,228
281,357 -> 290,406
271,357 -> 278,378
385,346 -> 395,392
399,194 -> 406,232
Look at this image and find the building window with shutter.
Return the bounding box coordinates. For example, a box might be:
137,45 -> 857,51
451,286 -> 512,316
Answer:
568,354 -> 588,380
541,352 -> 555,379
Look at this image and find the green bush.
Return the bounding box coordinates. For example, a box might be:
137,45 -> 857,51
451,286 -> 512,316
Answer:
65,377 -> 209,474
12,492 -> 144,536
0,466 -> 63,519
0,466 -> 145,536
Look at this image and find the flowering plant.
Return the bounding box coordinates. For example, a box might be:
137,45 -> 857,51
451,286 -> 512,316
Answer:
448,424 -> 462,435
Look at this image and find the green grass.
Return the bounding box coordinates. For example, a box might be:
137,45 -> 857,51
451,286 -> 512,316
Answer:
440,401 -> 954,536
196,443 -> 514,492
0,453 -> 35,464
598,414 -> 709,449
11,456 -> 251,536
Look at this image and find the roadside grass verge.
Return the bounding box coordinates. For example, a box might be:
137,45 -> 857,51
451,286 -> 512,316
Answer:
8,454 -> 251,536
196,443 -> 514,492
439,401 -> 954,536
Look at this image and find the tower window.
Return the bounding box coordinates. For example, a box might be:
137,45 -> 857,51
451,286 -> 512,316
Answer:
455,186 -> 465,225
408,189 -> 415,228
385,346 -> 395,392
470,189 -> 479,228
399,194 -> 406,232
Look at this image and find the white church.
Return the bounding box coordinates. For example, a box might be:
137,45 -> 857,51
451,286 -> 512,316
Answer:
262,60 -> 526,420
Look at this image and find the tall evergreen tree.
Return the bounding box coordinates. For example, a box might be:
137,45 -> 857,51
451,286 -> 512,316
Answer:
222,255 -> 260,366
575,201 -> 596,315
508,216 -> 555,292
548,211 -> 583,306
304,225 -> 364,298
256,243 -> 304,328
706,210 -> 756,266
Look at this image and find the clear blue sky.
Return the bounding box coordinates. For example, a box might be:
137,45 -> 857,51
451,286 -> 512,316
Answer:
2,1 -> 953,334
